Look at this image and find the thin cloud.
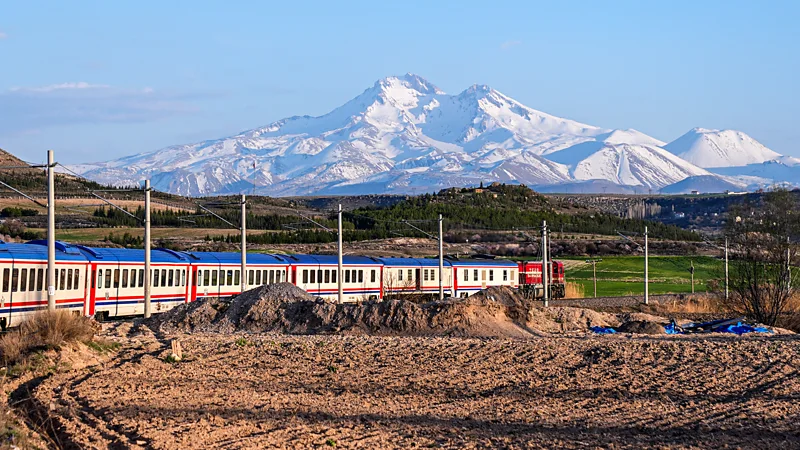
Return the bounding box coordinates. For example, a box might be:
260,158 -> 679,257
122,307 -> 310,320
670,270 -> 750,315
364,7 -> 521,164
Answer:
0,31 -> 7,39
500,40 -> 522,51
0,82 -> 205,135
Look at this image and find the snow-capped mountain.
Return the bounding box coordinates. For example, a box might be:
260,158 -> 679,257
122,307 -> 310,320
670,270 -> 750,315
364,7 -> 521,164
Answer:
76,74 -> 787,196
664,128 -> 781,168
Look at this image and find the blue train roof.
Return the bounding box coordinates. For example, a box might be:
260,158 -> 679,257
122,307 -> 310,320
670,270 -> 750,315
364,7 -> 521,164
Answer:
446,258 -> 518,267
182,251 -> 289,265
0,241 -> 88,262
377,257 -> 452,267
282,254 -> 382,266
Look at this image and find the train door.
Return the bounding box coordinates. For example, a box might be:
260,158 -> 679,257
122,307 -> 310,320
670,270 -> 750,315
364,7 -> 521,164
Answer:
481,270 -> 487,289
415,268 -> 421,291
189,266 -> 198,303
88,263 -> 98,316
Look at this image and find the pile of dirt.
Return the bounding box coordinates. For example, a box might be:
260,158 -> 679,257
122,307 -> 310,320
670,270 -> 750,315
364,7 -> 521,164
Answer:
150,284 -> 680,338
616,320 -> 667,335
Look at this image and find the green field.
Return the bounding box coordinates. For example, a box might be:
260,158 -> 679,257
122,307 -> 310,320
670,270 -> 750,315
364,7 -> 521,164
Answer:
563,256 -> 724,297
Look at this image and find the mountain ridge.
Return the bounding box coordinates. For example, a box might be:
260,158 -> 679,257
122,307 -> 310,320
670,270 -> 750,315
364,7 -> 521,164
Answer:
75,74 -> 786,196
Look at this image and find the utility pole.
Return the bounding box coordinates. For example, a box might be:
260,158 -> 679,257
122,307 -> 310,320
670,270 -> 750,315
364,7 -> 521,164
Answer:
438,214 -> 444,300
542,220 -> 549,307
241,194 -> 247,293
586,259 -> 602,298
144,180 -> 152,318
689,260 -> 695,294
724,237 -> 729,300
787,236 -> 791,291
46,150 -> 56,311
337,204 -> 343,304
644,226 -> 649,305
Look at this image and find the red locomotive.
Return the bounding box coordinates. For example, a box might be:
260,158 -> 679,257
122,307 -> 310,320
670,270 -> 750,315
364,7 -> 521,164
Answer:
517,260 -> 566,299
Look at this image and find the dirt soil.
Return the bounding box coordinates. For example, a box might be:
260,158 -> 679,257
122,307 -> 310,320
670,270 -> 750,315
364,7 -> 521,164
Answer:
28,325 -> 800,449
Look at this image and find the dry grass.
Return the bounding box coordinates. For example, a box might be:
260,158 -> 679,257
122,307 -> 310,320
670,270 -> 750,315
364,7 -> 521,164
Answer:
0,310 -> 96,365
563,282 -> 585,299
653,295 -> 724,314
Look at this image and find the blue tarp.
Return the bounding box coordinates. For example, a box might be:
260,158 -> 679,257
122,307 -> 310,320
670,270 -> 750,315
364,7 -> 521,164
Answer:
719,322 -> 772,335
590,326 -> 616,334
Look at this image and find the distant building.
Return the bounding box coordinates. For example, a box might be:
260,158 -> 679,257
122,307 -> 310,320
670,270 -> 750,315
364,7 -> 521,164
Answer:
690,190 -> 700,195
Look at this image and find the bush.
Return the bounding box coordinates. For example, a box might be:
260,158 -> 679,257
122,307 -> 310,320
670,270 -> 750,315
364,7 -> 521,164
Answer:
0,310 -> 96,364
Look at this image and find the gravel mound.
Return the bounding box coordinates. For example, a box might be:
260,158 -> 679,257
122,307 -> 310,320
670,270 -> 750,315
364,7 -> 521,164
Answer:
149,284 -> 679,337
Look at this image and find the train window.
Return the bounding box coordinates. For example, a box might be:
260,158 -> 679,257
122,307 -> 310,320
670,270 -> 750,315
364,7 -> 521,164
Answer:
209,270 -> 216,286
423,270 -> 428,281
137,269 -> 144,288
489,270 -> 494,282
11,269 -> 18,292
255,270 -> 261,285
223,270 -> 230,286
324,270 -> 330,284
1,268 -> 7,293
371,270 -> 376,283
234,270 -> 240,287
358,270 -> 363,283
301,270 -> 307,284
55,269 -> 60,291
20,269 -> 27,292
61,269 -> 68,290
345,270 -> 350,283
37,269 -> 44,291
248,270 -> 254,285
130,269 -> 136,288
73,269 -> 79,290
474,269 -> 478,281
408,269 -> 412,281
182,270 -> 186,286
111,269 -> 119,289
121,269 -> 128,288
159,269 -> 166,287
30,269 -> 37,292
316,270 -> 321,284
168,270 -> 174,287
331,270 -> 336,283
311,269 -> 317,284
463,269 -> 468,281
153,269 -> 160,287
67,269 -> 73,289
503,270 -> 508,281
397,270 -> 403,281
98,270 -> 104,289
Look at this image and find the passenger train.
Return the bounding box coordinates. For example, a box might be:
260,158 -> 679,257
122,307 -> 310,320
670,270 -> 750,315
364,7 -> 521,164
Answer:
0,240 -> 565,329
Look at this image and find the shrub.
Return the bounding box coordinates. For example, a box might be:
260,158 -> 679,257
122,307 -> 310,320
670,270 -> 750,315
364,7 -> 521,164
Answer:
0,310 -> 96,364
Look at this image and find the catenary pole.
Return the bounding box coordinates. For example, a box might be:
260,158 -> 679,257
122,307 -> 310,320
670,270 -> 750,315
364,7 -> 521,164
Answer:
337,204 -> 343,304
644,226 -> 649,305
241,194 -> 247,293
144,180 -> 152,318
542,220 -> 549,307
438,214 -> 444,300
46,150 -> 56,311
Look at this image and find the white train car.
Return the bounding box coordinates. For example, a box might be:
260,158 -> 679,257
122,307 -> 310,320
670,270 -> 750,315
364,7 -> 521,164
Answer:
288,254 -> 382,302
377,257 -> 453,298
0,241 -> 89,328
448,257 -> 519,298
185,251 -> 289,301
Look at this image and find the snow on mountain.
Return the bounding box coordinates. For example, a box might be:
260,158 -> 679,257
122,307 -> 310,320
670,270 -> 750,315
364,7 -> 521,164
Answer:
545,131 -> 709,189
709,156 -> 800,187
664,128 -> 781,168
75,74 -> 784,196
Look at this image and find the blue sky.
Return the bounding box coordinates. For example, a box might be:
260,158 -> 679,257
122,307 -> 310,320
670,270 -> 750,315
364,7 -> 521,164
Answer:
1,0 -> 798,164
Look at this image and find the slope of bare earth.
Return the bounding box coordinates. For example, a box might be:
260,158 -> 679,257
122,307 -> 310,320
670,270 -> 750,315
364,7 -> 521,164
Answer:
29,323 -> 800,449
